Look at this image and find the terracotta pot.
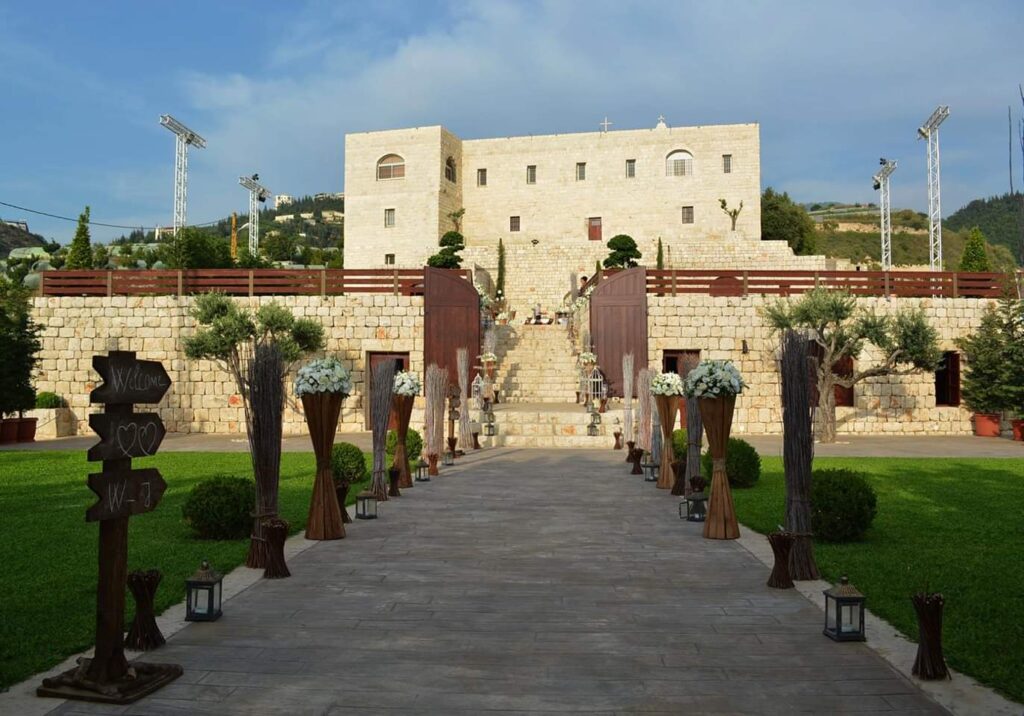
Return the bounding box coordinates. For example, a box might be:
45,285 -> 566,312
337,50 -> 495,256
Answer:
1012,419 -> 1024,441
0,419 -> 16,444
15,417 -> 37,443
972,413 -> 1001,437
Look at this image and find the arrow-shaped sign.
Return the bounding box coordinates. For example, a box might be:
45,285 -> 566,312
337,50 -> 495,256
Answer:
88,413 -> 166,462
86,468 -> 167,522
91,351 -> 171,406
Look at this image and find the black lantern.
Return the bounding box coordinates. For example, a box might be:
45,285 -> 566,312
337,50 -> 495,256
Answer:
442,450 -> 455,466
483,422 -> 496,436
586,412 -> 599,437
823,576 -> 866,642
591,410 -> 602,426
356,490 -> 378,519
641,452 -> 658,482
415,457 -> 430,482
680,493 -> 708,522
185,560 -> 223,622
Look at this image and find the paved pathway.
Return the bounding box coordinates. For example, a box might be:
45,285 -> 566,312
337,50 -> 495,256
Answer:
49,448 -> 944,715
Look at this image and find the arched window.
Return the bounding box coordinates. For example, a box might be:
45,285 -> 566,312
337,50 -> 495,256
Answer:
665,150 -> 694,177
445,156 -> 457,182
377,154 -> 405,180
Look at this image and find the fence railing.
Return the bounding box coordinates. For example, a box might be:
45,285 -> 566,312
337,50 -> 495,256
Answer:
39,268 -> 468,297
644,269 -> 1009,299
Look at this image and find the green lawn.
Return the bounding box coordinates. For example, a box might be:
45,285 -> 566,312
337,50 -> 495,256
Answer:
733,457 -> 1024,704
0,450 -> 371,690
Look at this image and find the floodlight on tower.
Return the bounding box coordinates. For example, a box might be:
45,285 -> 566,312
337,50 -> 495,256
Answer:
916,105 -> 950,270
159,115 -> 207,237
239,175 -> 271,256
872,158 -> 897,270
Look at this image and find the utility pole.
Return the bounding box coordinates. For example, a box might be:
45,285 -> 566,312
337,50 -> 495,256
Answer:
238,175 -> 270,256
230,212 -> 238,259
159,115 -> 206,237
873,158 -> 897,270
917,106 -> 950,270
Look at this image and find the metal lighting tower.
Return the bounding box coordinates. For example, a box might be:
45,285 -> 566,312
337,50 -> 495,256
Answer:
159,115 -> 207,236
917,105 -> 950,270
873,158 -> 897,270
239,174 -> 270,256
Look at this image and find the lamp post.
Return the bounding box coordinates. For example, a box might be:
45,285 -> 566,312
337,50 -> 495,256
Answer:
917,105 -> 950,270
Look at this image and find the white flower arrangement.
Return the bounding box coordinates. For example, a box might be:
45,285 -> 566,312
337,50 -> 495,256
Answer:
294,357 -> 352,397
572,295 -> 589,312
650,371 -> 685,396
496,311 -> 511,321
579,351 -> 597,365
480,352 -> 498,363
393,370 -> 422,396
683,359 -> 747,398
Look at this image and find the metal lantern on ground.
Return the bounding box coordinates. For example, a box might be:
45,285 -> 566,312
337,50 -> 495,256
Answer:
586,411 -> 600,437
591,408 -> 602,426
680,493 -> 708,522
442,451 -> 455,466
415,457 -> 430,482
823,576 -> 867,642
185,560 -> 223,622
483,408 -> 496,436
641,452 -> 658,482
356,490 -> 378,520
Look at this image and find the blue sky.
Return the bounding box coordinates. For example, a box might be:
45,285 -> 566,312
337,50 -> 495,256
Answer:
1,0 -> 1022,243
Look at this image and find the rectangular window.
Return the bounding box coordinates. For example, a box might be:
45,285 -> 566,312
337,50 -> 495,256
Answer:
509,216 -> 520,232
588,217 -> 602,241
935,351 -> 961,406
625,159 -> 636,178
723,154 -> 733,173
384,253 -> 395,265
576,162 -> 586,181
384,208 -> 395,228
477,168 -> 487,187
526,165 -> 536,184
681,206 -> 694,224
667,157 -> 692,176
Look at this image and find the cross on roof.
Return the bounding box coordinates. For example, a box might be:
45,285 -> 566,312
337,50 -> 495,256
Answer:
599,117 -> 613,132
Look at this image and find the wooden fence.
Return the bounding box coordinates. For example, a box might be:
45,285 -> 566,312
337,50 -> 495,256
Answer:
38,268 -> 470,297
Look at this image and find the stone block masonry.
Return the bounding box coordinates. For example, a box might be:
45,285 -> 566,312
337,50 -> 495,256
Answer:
31,295 -> 424,436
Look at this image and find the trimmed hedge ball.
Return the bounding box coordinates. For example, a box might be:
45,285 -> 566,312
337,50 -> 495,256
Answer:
811,468 -> 878,542
181,476 -> 254,540
386,427 -> 424,463
701,437 -> 761,488
331,442 -> 368,485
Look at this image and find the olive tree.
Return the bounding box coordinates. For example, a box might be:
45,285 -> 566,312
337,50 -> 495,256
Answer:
763,289 -> 940,443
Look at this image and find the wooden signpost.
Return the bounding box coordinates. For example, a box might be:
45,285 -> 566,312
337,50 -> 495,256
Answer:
38,351 -> 182,704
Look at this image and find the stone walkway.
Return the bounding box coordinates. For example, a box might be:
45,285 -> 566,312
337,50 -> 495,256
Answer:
48,448 -> 944,715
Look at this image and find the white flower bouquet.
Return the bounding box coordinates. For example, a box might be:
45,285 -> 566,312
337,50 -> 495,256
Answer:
393,370 -> 422,396
497,311 -> 511,321
480,352 -> 498,363
579,351 -> 597,365
684,359 -> 746,398
650,371 -> 685,396
295,357 -> 352,397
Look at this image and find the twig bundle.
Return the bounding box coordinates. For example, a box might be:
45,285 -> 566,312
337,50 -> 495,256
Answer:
682,352 -> 702,495
570,272 -> 579,302
245,342 -> 285,569
483,328 -> 497,357
424,364 -> 447,458
780,330 -> 820,580
370,360 -> 396,501
636,368 -> 652,452
457,348 -> 473,451
124,570 -> 164,651
622,353 -> 634,442
911,591 -> 951,680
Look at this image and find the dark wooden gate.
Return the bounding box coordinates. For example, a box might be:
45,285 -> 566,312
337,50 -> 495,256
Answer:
589,267 -> 648,397
424,268 -> 480,384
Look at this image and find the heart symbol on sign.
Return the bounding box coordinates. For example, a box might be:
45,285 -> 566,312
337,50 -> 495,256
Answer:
138,423 -> 160,455
116,423 -> 139,457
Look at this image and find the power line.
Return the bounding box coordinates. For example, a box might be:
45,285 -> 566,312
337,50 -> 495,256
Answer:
0,199 -> 223,232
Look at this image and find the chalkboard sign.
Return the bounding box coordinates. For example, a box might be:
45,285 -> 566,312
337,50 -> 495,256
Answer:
88,413 -> 166,462
90,352 -> 171,405
86,468 -> 167,522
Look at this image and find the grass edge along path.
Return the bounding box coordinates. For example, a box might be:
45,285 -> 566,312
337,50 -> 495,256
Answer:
0,450 -> 372,690
731,456 -> 1024,705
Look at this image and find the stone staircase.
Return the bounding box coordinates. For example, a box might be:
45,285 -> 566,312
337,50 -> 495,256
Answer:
494,324 -> 580,404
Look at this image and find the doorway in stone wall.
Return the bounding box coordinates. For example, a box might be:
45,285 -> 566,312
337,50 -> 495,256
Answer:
662,349 -> 700,428
366,351 -> 409,429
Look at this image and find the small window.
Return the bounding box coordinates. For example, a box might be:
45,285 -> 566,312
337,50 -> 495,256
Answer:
384,253 -> 395,265
377,154 -> 405,180
625,159 -> 636,178
935,351 -> 961,406
510,216 -> 520,232
526,165 -> 536,184
722,154 -> 733,174
666,150 -> 693,176
445,156 -> 456,182
588,217 -> 602,241
384,208 -> 395,228
681,206 -> 694,224
576,162 -> 587,181
477,168 -> 487,187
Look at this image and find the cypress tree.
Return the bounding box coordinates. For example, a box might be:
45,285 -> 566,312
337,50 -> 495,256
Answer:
958,227 -> 991,272
64,206 -> 93,269
656,237 -> 664,269
496,238 -> 505,294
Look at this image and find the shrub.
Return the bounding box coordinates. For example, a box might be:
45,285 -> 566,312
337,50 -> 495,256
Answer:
35,391 -> 66,409
331,442 -> 367,485
671,429 -> 688,463
181,476 -> 254,540
701,437 -> 761,488
386,427 -> 423,463
811,468 -> 877,542
603,234 -> 641,269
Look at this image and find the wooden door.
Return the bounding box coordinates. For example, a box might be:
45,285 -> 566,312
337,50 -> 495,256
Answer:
588,217 -> 602,242
365,352 -> 409,429
589,267 -> 647,397
424,267 -> 481,385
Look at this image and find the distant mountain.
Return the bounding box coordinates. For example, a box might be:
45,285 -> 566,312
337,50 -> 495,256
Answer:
945,192 -> 1023,260
0,222 -> 47,259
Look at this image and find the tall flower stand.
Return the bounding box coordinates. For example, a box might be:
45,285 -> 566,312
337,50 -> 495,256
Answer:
392,394 -> 415,488
654,395 -> 678,490
700,394 -> 740,539
301,392 -> 345,540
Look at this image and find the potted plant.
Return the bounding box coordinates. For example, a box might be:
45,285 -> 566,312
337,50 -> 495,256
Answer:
391,370 -> 422,488
650,372 -> 685,489
496,310 -> 510,326
579,350 -> 597,370
0,277 -> 41,443
956,306 -> 1007,437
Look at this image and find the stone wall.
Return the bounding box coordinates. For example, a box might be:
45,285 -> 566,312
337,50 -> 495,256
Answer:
31,295 -> 424,436
645,294 -> 992,436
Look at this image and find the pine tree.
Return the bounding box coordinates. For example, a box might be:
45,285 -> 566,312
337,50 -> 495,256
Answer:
64,207 -> 93,269
656,238 -> 664,269
958,227 -> 991,272
496,238 -> 506,294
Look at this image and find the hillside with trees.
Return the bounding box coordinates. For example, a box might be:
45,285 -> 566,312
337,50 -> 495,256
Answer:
945,192 -> 1023,261
0,222 -> 48,258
